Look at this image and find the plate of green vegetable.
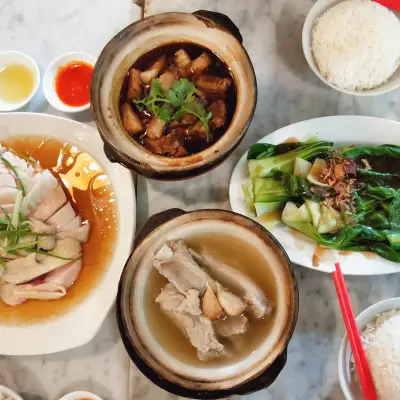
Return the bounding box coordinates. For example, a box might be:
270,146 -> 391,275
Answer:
229,116 -> 400,275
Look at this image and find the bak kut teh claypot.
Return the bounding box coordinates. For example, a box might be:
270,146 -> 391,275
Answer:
117,209 -> 298,399
91,11 -> 257,180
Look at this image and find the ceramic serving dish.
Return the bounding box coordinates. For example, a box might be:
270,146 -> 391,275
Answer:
91,11 -> 257,180
0,51 -> 40,112
0,113 -> 135,355
230,115 -> 400,275
338,297 -> 400,400
117,209 -> 298,399
43,52 -> 96,113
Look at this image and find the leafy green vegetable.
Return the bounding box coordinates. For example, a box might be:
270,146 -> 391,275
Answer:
245,172 -> 312,207
244,138 -> 400,264
343,144 -> 400,159
248,139 -> 333,177
135,78 -> 212,140
358,169 -> 400,181
247,143 -> 276,160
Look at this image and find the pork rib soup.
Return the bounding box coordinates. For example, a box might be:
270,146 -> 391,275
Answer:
0,137 -> 117,325
119,43 -> 237,157
145,234 -> 277,366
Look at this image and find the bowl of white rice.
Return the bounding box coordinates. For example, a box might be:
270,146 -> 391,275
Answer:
302,0 -> 400,96
0,385 -> 23,400
338,297 -> 400,400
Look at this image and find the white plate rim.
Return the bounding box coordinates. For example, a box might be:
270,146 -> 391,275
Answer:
229,115 -> 400,275
0,112 -> 136,355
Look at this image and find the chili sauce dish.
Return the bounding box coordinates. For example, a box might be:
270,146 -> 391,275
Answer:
0,51 -> 40,112
43,52 -> 95,113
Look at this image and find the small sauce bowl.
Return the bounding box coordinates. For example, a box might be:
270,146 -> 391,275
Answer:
58,391 -> 104,400
43,52 -> 95,113
0,51 -> 40,112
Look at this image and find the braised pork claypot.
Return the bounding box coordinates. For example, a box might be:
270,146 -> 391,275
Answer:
117,209 -> 298,399
91,11 -> 256,180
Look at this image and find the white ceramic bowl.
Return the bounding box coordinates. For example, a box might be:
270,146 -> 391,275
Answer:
43,52 -> 95,113
58,391 -> 104,400
0,112 -> 135,355
0,51 -> 40,111
0,384 -> 23,400
338,297 -> 400,400
302,0 -> 400,96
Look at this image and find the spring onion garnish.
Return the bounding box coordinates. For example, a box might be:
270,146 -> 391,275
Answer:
1,156 -> 26,196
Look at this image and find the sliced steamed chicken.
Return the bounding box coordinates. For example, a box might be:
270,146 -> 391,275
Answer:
0,147 -> 91,306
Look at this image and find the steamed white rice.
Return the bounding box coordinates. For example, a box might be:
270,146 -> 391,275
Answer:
0,394 -> 14,400
311,0 -> 400,91
357,310 -> 400,400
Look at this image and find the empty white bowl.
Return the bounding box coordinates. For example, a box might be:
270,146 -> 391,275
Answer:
302,0 -> 400,96
0,384 -> 23,400
43,52 -> 95,113
58,391 -> 104,400
338,297 -> 400,400
0,51 -> 40,111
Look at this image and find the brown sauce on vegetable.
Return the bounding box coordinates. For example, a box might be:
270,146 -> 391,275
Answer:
119,42 -> 236,156
259,210 -> 281,224
0,137 -> 117,325
283,137 -> 299,144
312,245 -> 328,267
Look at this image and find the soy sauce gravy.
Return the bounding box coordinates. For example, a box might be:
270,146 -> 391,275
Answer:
120,42 -> 237,156
0,137 -> 117,325
144,233 -> 278,367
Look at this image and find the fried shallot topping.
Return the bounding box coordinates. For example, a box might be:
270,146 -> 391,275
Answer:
320,153 -> 357,210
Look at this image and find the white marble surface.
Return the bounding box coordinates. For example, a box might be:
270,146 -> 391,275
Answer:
1,0 -> 400,399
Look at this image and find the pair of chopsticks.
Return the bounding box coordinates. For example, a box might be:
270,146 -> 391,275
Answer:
332,263 -> 378,400
373,0 -> 400,12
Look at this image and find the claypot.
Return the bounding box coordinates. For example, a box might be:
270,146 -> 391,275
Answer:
91,11 -> 257,180
117,209 -> 298,399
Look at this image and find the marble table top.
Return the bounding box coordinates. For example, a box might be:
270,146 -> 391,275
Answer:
1,0 -> 400,399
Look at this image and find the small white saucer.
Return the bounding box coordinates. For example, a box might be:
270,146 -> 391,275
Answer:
43,52 -> 96,113
58,391 -> 104,400
0,384 -> 24,400
0,51 -> 40,112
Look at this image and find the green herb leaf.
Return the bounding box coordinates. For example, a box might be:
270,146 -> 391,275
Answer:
157,104 -> 173,121
134,78 -> 213,140
149,78 -> 165,98
179,101 -> 212,141
166,78 -> 195,107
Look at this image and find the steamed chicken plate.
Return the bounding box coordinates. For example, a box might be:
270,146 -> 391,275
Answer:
147,236 -> 275,363
120,43 -> 236,157
0,137 -> 116,323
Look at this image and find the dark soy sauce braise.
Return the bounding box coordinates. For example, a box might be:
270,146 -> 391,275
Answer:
119,43 -> 237,157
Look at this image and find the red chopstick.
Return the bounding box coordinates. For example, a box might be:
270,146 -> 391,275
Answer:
332,263 -> 377,400
373,0 -> 400,12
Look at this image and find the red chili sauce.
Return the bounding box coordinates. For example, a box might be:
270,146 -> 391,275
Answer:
55,61 -> 93,107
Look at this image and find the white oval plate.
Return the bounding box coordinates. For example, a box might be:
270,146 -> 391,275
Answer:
0,113 -> 135,355
230,116 -> 400,275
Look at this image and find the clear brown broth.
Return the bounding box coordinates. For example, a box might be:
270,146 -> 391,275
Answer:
0,136 -> 117,325
144,233 -> 278,366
